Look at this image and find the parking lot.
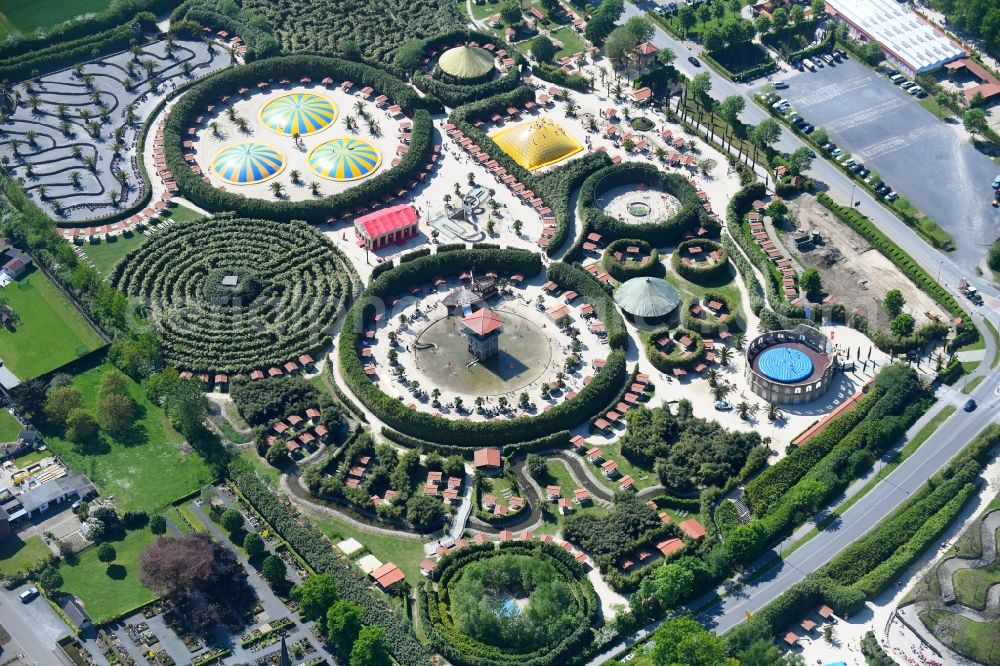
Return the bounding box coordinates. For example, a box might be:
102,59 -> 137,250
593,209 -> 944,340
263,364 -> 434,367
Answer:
775,58 -> 999,266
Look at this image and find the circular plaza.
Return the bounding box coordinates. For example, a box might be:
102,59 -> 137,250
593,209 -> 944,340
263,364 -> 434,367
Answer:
745,324 -> 837,405
597,181 -> 681,224
190,83 -> 407,200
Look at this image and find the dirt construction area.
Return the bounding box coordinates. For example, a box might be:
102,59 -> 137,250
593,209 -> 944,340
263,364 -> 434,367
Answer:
781,194 -> 949,332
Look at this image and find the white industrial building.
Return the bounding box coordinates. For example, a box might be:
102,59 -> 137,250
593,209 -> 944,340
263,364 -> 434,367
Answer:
825,0 -> 965,76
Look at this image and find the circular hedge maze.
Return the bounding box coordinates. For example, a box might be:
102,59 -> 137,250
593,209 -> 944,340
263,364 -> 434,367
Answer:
422,541 -> 597,666
110,217 -> 354,374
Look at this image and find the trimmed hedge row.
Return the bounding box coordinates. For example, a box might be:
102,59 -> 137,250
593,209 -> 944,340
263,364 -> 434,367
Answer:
724,182 -> 787,310
602,238 -> 661,282
380,427 -> 571,458
170,0 -> 280,61
163,55 -> 438,223
644,326 -> 706,373
228,460 -> 429,666
420,541 -> 597,666
722,233 -> 766,316
448,87 -> 612,256
671,238 -> 729,284
338,250 -> 628,446
0,14 -> 158,82
546,261 -> 627,350
576,163 -> 714,252
815,194 -> 966,322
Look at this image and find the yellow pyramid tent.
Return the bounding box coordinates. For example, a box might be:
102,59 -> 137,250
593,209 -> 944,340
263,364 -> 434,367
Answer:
438,45 -> 495,80
491,117 -> 584,171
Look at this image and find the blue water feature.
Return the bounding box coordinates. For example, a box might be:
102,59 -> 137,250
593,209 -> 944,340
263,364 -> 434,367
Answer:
757,347 -> 813,383
497,598 -> 521,618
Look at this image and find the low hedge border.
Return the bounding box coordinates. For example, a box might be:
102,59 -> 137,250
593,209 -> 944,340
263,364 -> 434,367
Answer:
163,55 -> 439,224
602,238 -> 661,282
671,238 -> 729,284
420,540 -> 598,666
681,290 -> 741,338
338,250 -> 627,446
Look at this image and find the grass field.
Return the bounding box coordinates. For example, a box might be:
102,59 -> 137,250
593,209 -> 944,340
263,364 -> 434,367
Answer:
58,527 -> 158,623
0,267 -> 105,380
315,517 -> 427,584
165,499 -> 207,534
0,535 -> 50,578
920,610 -> 1000,666
42,364 -> 214,512
549,27 -> 585,59
0,0 -> 112,40
0,409 -> 20,441
953,527 -> 1000,610
82,234 -> 147,276
534,459 -> 607,535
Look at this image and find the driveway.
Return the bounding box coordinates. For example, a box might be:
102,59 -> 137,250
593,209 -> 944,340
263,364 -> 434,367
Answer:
775,58 -> 999,266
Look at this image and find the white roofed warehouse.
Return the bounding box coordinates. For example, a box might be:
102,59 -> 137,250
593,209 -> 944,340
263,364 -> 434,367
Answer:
825,0 -> 965,76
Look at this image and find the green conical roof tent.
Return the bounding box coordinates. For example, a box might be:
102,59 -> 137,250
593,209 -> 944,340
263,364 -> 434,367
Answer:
438,45 -> 495,79
614,277 -> 680,318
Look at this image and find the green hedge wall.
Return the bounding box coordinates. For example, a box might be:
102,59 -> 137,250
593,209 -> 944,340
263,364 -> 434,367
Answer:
171,0 -> 280,61
680,290 -> 741,338
644,326 -> 706,373
228,460 -> 429,666
671,238 -> 729,284
602,238 -> 660,282
338,250 -> 627,446
163,55 -> 438,223
380,427 -> 571,457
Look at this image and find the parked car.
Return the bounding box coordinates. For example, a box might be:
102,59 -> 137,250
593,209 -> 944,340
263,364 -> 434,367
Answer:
963,399 -> 977,412
19,587 -> 38,603
714,400 -> 733,411
774,81 -> 789,89
885,191 -> 898,201
901,81 -> 914,90
831,148 -> 842,156
688,56 -> 701,67
802,123 -> 815,133
858,167 -> 869,177
990,174 -> 1000,189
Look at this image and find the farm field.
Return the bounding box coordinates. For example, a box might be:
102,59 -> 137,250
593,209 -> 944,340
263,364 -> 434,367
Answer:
0,267 -> 105,380
42,364 -> 214,513
0,0 -> 112,40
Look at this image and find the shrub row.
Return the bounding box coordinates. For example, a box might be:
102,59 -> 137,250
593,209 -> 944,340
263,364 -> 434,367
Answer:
724,182 -> 787,309
163,55 -> 438,223
602,238 -> 660,282
338,250 -> 627,446
381,427 -> 571,458
227,460 -> 429,666
671,238 -> 729,284
546,261 -> 627,350
170,0 -> 281,61
860,631 -> 898,666
714,499 -> 741,537
721,234 -> 766,316
815,194 -> 966,321
644,327 -> 706,373
534,63 -> 590,91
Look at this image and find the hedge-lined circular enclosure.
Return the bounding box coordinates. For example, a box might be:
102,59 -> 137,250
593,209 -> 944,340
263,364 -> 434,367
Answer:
681,290 -> 742,338
338,249 -> 628,446
672,238 -> 730,284
644,326 -> 706,373
602,238 -> 661,282
163,55 -> 437,223
111,217 -> 354,373
421,541 -> 598,666
577,162 -> 718,250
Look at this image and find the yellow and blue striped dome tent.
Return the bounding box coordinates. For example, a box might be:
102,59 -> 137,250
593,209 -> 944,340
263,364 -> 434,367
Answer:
258,93 -> 338,136
307,137 -> 382,181
211,142 -> 286,184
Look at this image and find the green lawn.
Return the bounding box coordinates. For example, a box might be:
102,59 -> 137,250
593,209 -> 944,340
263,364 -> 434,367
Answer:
315,517 -> 427,584
165,499 -> 207,534
549,27 -> 585,59
82,233 -> 147,276
953,523 -> 1000,610
160,203 -> 205,225
0,0 -> 111,39
0,535 -> 50,578
534,459 -> 607,535
0,409 -> 20,441
58,527 -> 158,623
0,267 -> 105,380
236,448 -> 281,487
12,448 -> 51,469
42,364 -> 214,512
920,609 -> 1000,666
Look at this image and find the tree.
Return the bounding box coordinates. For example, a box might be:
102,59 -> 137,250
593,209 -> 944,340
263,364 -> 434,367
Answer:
66,408 -> 98,444
812,128 -> 829,146
261,555 -> 286,585
350,626 -> 391,666
650,616 -> 727,666
811,0 -> 825,17
45,385 -> 83,426
718,95 -> 745,129
724,522 -> 766,565
149,515 -> 167,535
163,379 -> 208,437
963,107 -> 987,135
790,5 -> 805,25
623,15 -> 654,43
798,267 -> 822,301
293,573 -> 339,622
891,313 -> 916,337
657,47 -> 677,66
702,27 -> 725,52
787,146 -> 814,175
97,393 -> 135,439
327,599 -> 364,653
751,118 -> 781,148
220,507 -> 244,535
97,542 -> 117,564
531,37 -> 556,63
243,532 -> 265,560
754,13 -> 771,34
405,494 -> 445,528
859,39 -> 882,65
688,72 -> 713,110
526,453 -> 546,480
540,0 -> 560,16
499,0 -> 521,25
883,289 -> 905,318
339,39 -> 362,61
393,39 -> 424,72
605,26 -> 639,68
771,6 -> 788,26
652,562 -> 694,608
38,566 -> 63,592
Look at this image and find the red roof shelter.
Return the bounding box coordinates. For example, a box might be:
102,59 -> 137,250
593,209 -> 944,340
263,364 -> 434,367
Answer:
462,308 -> 504,336
474,447 -> 502,470
355,204 -> 418,250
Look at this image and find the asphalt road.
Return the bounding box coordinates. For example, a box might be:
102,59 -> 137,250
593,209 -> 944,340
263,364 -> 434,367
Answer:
776,58 -> 998,268
0,584 -> 74,665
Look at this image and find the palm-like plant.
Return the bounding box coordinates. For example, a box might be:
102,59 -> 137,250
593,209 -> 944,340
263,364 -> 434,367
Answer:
56,103 -> 68,118
736,401 -> 751,420
289,169 -> 301,184
705,368 -> 720,387
309,181 -> 321,196
36,185 -> 46,199
210,121 -> 220,138
25,130 -> 37,145
344,115 -> 356,131
366,117 -> 380,136
733,333 -> 746,351
710,383 -> 730,402
766,403 -> 783,422
654,146 -> 667,161
717,346 -> 733,366
354,100 -> 366,117
69,171 -> 81,188
269,181 -> 284,197
109,190 -> 120,207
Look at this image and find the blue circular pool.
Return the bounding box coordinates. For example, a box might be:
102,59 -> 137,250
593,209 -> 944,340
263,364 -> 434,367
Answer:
757,347 -> 814,383
497,598 -> 521,618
